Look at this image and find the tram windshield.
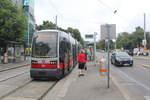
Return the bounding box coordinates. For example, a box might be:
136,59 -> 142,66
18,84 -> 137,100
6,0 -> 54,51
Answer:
32,33 -> 57,57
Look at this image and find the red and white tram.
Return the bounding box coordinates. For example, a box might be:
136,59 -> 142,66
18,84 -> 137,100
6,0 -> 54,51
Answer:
30,30 -> 80,79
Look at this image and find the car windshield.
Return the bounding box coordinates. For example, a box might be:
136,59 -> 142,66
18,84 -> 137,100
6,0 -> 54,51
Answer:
116,52 -> 130,57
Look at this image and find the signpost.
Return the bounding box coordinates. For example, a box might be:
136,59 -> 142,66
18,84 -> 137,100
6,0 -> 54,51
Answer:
101,24 -> 116,88
85,34 -> 96,62
85,34 -> 94,39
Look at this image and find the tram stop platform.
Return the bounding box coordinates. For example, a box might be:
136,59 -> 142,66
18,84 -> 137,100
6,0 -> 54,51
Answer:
43,61 -> 127,100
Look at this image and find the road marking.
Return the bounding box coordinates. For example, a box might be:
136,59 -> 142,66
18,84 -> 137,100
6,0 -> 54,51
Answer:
111,75 -> 132,100
112,67 -> 150,92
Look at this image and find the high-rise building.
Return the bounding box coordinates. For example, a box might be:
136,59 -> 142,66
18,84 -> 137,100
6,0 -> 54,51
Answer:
11,0 -> 35,46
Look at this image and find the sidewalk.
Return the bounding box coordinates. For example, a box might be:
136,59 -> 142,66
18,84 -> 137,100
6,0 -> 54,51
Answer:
0,60 -> 30,71
44,61 -> 126,100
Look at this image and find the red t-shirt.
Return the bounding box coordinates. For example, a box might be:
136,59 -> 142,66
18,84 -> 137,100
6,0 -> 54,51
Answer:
78,53 -> 86,64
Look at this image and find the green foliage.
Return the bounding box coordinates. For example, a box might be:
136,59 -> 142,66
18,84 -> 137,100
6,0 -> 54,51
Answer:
97,40 -> 114,50
0,0 -> 27,41
97,40 -> 105,49
116,26 -> 150,50
38,21 -> 57,30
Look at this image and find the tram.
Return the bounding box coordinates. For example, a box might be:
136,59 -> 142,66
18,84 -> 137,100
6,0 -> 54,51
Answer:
30,30 -> 80,79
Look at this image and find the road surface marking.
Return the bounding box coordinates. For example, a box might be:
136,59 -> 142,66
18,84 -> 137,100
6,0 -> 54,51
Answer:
111,75 -> 132,100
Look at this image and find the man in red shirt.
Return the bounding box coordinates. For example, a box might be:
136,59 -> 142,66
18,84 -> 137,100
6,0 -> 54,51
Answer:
78,49 -> 86,76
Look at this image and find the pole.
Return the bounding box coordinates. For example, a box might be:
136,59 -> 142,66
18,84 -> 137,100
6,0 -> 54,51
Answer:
27,6 -> 30,47
115,39 -> 117,50
107,24 -> 110,88
94,32 -> 96,63
144,13 -> 146,48
55,15 -> 57,29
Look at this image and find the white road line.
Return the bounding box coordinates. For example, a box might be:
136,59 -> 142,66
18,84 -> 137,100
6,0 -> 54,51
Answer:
111,75 -> 132,100
112,67 -> 150,92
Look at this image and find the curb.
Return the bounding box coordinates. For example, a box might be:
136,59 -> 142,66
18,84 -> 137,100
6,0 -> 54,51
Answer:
110,75 -> 132,100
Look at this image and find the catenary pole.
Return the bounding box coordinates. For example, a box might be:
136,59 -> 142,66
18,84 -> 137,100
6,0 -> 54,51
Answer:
144,13 -> 146,48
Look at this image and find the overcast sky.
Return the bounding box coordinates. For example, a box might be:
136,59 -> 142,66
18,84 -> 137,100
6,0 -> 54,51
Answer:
34,0 -> 150,40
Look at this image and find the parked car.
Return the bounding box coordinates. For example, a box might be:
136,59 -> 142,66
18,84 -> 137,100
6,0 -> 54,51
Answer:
111,52 -> 133,66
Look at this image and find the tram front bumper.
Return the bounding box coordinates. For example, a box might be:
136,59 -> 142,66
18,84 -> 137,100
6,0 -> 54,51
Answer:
30,68 -> 63,79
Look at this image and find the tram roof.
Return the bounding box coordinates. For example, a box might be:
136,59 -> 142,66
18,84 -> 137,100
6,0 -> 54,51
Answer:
37,29 -> 61,33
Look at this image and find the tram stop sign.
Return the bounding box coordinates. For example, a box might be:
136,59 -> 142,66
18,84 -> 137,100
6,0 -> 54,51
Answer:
101,24 -> 116,40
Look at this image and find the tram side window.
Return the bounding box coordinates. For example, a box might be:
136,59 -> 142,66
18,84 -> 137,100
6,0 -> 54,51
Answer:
59,37 -> 67,62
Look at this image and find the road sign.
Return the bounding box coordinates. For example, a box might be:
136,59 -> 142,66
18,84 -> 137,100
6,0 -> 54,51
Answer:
85,34 -> 93,39
142,39 -> 147,46
101,24 -> 116,40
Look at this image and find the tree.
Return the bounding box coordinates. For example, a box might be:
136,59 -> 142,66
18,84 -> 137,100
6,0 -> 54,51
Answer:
0,0 -> 27,42
97,40 -> 105,50
37,21 -> 56,30
116,26 -> 146,50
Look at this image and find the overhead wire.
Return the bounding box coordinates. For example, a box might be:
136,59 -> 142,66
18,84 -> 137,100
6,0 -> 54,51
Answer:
97,0 -> 132,32
49,0 -> 84,24
97,0 -> 128,22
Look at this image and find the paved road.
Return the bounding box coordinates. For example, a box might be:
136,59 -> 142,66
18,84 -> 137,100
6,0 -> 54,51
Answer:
106,54 -> 150,100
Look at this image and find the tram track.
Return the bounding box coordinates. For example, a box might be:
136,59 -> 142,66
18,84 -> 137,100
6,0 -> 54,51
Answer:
0,63 -> 58,100
0,70 -> 29,82
0,79 -> 33,100
0,64 -> 30,72
0,65 -> 30,83
2,79 -> 58,100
